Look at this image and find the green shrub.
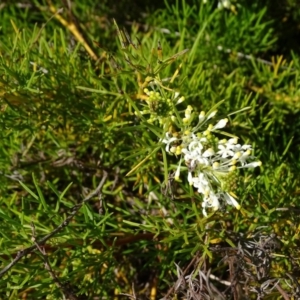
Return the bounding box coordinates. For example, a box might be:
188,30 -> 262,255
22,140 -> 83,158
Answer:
0,1 -> 300,299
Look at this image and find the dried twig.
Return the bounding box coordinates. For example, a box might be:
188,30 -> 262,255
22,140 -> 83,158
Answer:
0,171 -> 108,278
275,283 -> 290,300
31,222 -> 78,300
162,252 -> 200,299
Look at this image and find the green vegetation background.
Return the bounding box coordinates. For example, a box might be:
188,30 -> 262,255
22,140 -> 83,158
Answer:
0,0 -> 300,299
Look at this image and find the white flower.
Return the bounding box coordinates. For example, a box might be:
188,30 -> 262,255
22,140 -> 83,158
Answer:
239,161 -> 262,168
218,0 -> 231,9
182,147 -> 209,168
203,148 -> 215,157
202,190 -> 220,216
192,172 -> 209,194
242,144 -> 252,150
176,96 -> 185,104
213,118 -> 228,130
199,111 -> 205,122
217,138 -> 238,158
188,139 -> 204,152
187,171 -> 193,185
162,133 -> 178,153
175,164 -> 181,181
217,144 -> 235,158
228,138 -> 238,145
222,193 -> 241,210
207,110 -> 217,120
237,149 -> 251,165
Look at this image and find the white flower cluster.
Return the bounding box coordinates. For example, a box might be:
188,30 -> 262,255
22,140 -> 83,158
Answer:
217,0 -> 231,9
162,105 -> 261,216
202,0 -> 232,9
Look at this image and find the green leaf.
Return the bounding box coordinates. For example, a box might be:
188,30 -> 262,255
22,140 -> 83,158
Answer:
19,181 -> 39,201
59,182 -> 73,201
32,173 -> 48,211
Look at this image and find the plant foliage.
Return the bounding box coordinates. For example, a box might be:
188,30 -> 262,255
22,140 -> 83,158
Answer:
0,0 -> 300,299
